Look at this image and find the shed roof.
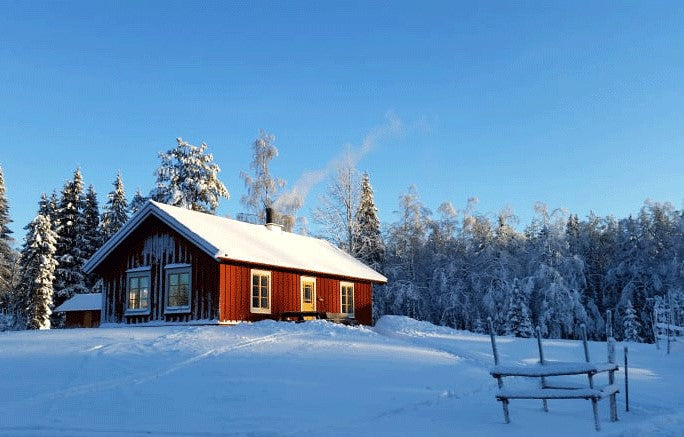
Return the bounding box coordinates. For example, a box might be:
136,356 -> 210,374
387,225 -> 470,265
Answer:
54,293 -> 102,312
83,201 -> 387,283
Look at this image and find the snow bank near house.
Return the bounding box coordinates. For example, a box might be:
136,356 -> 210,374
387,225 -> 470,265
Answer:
0,316 -> 682,436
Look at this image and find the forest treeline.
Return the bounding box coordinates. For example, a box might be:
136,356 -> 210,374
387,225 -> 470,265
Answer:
0,134 -> 682,340
375,191 -> 683,342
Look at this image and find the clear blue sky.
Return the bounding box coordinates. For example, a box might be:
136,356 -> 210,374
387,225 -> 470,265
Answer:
1,1 -> 683,241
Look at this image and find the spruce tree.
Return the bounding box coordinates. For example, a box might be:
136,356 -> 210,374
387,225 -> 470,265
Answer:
0,166 -> 16,311
21,215 -> 58,330
101,172 -> 129,241
505,280 -> 534,338
623,300 -> 642,342
38,191 -> 59,233
54,168 -> 88,309
353,173 -> 384,269
130,188 -> 148,215
151,138 -> 229,213
82,185 -> 101,288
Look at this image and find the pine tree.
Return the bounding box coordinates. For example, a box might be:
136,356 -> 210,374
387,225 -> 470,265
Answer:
82,185 -> 101,289
353,173 -> 384,269
0,166 -> 16,311
623,300 -> 642,342
54,168 -> 88,309
101,172 -> 129,241
130,188 -> 148,215
151,138 -> 229,213
20,214 -> 58,330
505,280 -> 534,337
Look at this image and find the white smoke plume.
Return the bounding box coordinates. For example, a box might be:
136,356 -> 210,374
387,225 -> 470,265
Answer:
273,111 -> 403,213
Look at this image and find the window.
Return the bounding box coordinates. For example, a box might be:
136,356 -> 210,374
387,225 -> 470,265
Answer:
165,266 -> 191,313
340,282 -> 354,315
250,270 -> 271,314
126,268 -> 151,314
303,283 -> 313,303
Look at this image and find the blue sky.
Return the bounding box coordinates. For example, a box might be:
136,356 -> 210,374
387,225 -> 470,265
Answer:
1,1 -> 683,241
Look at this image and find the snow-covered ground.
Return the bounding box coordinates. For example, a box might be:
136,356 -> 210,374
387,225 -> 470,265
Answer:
0,317 -> 682,436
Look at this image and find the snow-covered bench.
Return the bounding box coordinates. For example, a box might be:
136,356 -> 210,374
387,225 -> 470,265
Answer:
488,319 -> 619,431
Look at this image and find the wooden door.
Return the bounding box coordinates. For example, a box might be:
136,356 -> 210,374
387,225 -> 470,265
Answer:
83,311 -> 93,328
301,277 -> 316,312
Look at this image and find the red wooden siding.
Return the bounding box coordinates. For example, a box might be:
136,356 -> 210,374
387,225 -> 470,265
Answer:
96,216 -> 220,324
219,262 -> 375,325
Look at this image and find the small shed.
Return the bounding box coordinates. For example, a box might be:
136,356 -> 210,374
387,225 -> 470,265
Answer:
54,293 -> 102,328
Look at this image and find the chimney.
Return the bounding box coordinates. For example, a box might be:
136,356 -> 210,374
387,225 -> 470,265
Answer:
265,207 -> 282,232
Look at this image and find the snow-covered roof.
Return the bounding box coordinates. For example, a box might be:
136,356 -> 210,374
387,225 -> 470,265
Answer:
54,293 -> 102,312
84,201 -> 387,283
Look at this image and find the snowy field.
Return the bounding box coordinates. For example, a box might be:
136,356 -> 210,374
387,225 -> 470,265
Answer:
0,317 -> 682,436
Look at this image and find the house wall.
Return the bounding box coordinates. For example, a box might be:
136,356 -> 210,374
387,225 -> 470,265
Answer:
96,216 -> 220,324
219,262 -> 374,325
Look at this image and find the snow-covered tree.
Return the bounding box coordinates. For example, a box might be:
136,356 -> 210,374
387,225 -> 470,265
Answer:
623,300 -> 642,342
101,172 -> 129,240
81,185 -> 101,289
240,130 -> 286,222
313,152 -> 361,254
151,138 -> 229,213
0,166 -> 17,313
505,280 -> 534,337
20,214 -> 58,330
54,168 -> 89,309
353,173 -> 384,269
130,188 -> 148,215
82,185 -> 101,257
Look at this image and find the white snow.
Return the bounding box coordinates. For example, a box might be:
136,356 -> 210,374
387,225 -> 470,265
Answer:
0,316 -> 683,436
84,201 -> 387,283
53,293 -> 102,312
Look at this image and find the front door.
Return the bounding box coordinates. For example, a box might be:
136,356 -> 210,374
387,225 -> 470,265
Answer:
301,277 -> 316,313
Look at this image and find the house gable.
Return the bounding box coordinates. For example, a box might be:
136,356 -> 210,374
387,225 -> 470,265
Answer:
97,215 -> 220,324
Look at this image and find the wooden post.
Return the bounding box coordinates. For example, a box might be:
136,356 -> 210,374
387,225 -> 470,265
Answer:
668,295 -> 674,355
488,317 -> 510,424
653,308 -> 660,351
536,326 -> 549,412
606,311 -> 618,421
582,324 -> 601,431
624,346 -> 630,413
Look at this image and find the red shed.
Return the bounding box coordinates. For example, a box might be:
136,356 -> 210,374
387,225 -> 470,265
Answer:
53,293 -> 102,328
83,201 -> 387,326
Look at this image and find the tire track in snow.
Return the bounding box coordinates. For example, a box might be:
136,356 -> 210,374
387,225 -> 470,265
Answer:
0,330 -> 302,410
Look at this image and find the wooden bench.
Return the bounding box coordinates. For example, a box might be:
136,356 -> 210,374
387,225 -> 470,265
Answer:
278,311 -> 326,322
278,311 -> 360,326
488,318 -> 619,431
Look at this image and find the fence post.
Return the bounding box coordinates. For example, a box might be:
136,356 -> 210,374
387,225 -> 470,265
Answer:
653,308 -> 660,350
489,318 -> 510,424
582,324 -> 600,431
606,311 -> 618,421
624,346 -> 629,413
536,326 -> 549,412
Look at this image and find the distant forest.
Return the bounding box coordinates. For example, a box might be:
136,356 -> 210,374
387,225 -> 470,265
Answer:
1,135 -> 682,340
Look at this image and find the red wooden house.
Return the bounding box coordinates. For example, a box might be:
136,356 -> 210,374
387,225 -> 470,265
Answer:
83,201 -> 387,325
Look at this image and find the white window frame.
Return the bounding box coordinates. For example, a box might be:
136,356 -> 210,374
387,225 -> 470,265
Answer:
250,269 -> 272,314
340,281 -> 355,316
300,276 -> 317,312
125,267 -> 151,315
164,265 -> 192,314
